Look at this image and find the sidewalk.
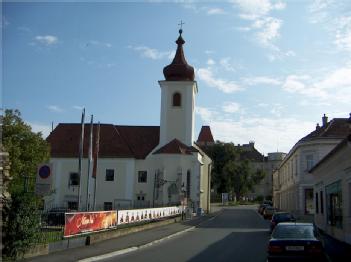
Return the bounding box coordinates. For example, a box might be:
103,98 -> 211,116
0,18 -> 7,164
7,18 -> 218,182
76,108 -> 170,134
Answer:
320,231 -> 351,262
24,213 -> 217,262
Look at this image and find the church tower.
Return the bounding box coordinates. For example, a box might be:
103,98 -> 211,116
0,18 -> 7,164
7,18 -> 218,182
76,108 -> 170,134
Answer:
159,29 -> 198,147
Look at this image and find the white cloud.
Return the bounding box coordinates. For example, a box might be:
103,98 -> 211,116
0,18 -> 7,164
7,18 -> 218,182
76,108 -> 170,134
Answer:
334,16 -> 351,52
34,35 -> 58,45
242,76 -> 281,86
204,50 -> 215,55
73,105 -> 84,111
222,102 -> 241,113
207,58 -> 216,65
88,40 -> 112,48
231,0 -> 286,52
232,0 -> 286,20
255,17 -> 282,47
281,67 -> 351,103
219,57 -> 237,72
28,122 -> 52,138
207,8 -> 226,15
197,68 -> 242,93
130,45 -> 174,60
47,105 -> 63,113
196,105 -> 314,153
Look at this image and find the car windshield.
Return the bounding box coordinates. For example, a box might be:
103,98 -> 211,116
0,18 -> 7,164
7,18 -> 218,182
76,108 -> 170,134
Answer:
272,225 -> 315,239
274,213 -> 293,221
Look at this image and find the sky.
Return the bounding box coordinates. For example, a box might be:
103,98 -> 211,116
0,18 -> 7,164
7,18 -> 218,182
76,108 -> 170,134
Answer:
2,0 -> 351,155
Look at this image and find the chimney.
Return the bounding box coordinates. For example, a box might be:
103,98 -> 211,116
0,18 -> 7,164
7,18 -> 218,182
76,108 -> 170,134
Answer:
322,114 -> 328,127
316,123 -> 320,130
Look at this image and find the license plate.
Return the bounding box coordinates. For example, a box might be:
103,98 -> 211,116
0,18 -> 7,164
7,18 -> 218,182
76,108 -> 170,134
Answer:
286,246 -> 304,251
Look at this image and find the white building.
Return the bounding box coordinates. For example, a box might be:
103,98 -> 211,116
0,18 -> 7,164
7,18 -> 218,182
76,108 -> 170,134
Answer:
273,114 -> 350,217
310,133 -> 351,245
45,29 -> 212,213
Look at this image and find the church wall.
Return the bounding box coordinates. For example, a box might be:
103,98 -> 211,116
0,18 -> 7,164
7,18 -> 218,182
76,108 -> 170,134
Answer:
45,157 -> 135,211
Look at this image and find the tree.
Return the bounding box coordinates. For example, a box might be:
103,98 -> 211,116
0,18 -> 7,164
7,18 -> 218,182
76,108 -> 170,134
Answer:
202,142 -> 239,193
2,109 -> 50,193
224,159 -> 266,200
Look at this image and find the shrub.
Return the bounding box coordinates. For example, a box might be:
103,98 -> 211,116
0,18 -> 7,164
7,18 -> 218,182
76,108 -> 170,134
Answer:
3,191 -> 41,260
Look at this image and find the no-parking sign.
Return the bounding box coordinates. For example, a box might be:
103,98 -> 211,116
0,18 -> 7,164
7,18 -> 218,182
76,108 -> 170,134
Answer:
35,163 -> 53,195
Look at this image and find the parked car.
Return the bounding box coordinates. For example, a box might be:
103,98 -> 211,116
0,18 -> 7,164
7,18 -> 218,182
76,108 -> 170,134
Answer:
263,206 -> 277,219
45,208 -> 72,226
270,212 -> 296,233
258,203 -> 271,215
267,222 -> 327,262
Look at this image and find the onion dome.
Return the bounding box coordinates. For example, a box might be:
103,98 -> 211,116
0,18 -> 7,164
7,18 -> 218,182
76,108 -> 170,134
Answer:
163,29 -> 195,81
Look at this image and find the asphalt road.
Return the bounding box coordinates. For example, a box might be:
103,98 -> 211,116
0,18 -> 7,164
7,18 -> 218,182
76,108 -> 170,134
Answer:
104,205 -> 271,262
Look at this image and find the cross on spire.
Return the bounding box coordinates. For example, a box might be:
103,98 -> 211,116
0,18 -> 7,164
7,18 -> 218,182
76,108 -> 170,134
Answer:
178,20 -> 185,35
178,20 -> 185,30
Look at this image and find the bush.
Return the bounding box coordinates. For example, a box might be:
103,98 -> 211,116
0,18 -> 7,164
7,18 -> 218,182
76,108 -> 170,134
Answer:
3,191 -> 41,260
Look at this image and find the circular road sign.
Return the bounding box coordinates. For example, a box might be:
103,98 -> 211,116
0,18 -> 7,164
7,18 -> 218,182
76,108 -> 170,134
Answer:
39,165 -> 51,179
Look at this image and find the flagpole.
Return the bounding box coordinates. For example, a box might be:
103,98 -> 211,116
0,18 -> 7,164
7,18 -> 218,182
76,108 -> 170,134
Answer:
77,108 -> 85,211
93,122 -> 100,211
86,115 -> 93,211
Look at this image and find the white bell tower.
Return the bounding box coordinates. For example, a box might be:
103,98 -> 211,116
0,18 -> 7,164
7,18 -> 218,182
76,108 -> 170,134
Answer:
159,29 -> 197,147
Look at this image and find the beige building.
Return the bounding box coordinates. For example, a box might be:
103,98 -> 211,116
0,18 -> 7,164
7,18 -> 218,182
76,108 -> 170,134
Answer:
274,114 -> 350,217
310,134 -> 351,245
44,29 -> 212,213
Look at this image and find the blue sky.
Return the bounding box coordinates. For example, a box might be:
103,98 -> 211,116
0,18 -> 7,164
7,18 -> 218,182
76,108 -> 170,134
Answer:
3,0 -> 351,154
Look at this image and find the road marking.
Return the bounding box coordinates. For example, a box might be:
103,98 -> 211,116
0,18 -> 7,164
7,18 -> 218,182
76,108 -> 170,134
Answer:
77,226 -> 195,262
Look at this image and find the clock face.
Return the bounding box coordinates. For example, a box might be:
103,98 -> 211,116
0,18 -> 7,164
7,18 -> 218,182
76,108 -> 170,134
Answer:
39,165 -> 51,179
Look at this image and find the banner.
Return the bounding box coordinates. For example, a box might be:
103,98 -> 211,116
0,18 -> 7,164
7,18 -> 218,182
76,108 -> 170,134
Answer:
64,211 -> 117,237
117,206 -> 181,225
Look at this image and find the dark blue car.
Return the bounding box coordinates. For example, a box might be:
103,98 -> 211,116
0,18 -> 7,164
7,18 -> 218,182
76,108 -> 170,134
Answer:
267,222 -> 327,262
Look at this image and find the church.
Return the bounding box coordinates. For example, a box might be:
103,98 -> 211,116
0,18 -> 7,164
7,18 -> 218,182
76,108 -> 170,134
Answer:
45,29 -> 214,214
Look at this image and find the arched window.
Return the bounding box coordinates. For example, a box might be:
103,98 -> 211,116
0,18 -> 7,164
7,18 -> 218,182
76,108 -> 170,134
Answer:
173,92 -> 181,107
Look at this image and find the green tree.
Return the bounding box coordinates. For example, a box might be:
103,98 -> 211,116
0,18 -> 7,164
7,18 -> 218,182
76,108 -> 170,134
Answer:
202,142 -> 239,193
3,192 -> 41,260
2,109 -> 50,193
224,159 -> 266,200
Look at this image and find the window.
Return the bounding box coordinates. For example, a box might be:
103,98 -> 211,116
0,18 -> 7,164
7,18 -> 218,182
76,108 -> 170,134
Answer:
69,172 -> 79,186
326,181 -> 343,228
186,170 -> 191,198
104,202 -> 113,211
173,92 -> 181,107
315,192 -> 319,214
138,171 -> 147,183
304,188 -> 314,214
320,191 -> 324,214
67,201 -> 78,210
105,169 -> 114,181
306,155 -> 314,170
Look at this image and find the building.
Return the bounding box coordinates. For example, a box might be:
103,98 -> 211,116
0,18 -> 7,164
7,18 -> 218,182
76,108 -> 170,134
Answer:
310,134 -> 351,245
238,142 -> 286,200
274,114 -> 351,217
45,29 -> 212,213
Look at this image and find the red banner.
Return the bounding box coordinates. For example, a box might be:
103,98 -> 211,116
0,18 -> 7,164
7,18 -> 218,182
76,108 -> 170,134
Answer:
64,211 -> 117,237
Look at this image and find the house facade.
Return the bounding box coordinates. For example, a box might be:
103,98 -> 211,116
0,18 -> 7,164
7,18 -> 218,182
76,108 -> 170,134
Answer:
310,134 -> 351,245
44,29 -> 212,213
273,114 -> 350,217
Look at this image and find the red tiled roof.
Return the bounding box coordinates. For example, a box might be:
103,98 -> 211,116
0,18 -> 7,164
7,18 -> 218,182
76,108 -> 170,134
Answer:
153,139 -> 198,155
47,124 -> 159,159
197,126 -> 214,143
299,118 -> 350,143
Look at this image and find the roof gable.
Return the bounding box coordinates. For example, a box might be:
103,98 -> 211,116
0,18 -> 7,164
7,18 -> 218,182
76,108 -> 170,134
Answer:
153,139 -> 198,155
